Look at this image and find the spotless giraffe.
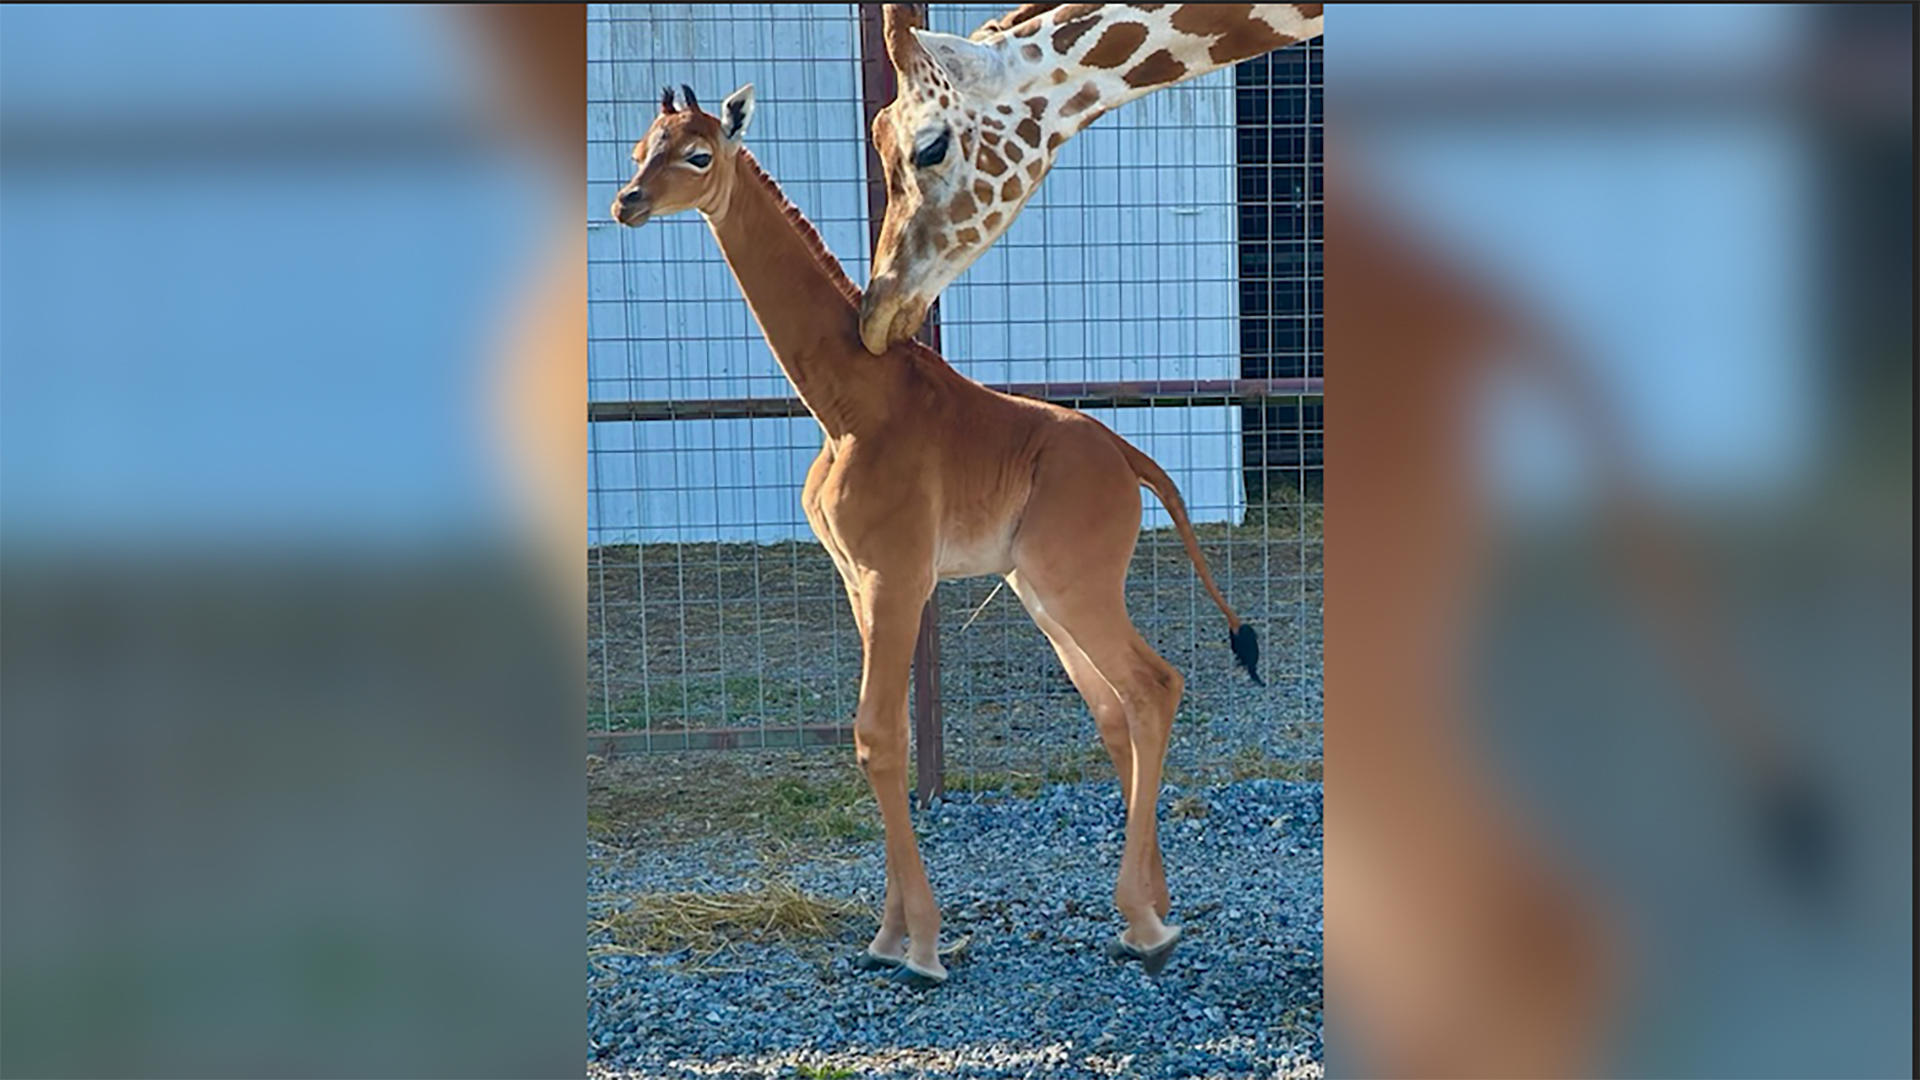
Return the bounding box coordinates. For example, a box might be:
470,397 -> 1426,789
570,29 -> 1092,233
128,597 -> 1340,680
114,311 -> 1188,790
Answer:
613,83 -> 1261,986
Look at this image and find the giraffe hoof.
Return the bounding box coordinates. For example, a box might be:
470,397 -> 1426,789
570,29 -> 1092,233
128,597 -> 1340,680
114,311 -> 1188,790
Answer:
890,960 -> 949,988
852,949 -> 904,971
1106,926 -> 1182,976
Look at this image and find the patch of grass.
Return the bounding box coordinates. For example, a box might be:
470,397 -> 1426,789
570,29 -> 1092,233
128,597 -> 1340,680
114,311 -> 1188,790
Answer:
1237,498 -> 1324,540
946,770 -> 1046,798
590,674 -> 822,732
1170,792 -> 1210,820
1228,745 -> 1323,783
945,749 -> 1113,799
589,758 -> 877,846
792,1065 -> 857,1080
760,776 -> 877,841
589,784 -> 666,841
593,879 -> 862,958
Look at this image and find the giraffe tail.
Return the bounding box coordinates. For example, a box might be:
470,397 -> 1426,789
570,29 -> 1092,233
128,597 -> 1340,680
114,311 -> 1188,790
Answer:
1110,433 -> 1263,686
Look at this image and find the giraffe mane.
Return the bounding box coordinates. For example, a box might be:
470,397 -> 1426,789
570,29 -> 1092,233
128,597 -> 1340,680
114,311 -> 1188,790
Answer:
735,149 -> 861,307
970,3 -> 1064,40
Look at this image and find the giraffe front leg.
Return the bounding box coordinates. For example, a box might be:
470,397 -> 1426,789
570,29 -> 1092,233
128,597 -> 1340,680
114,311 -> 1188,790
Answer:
850,569 -> 947,986
826,566 -> 913,970
853,856 -> 909,968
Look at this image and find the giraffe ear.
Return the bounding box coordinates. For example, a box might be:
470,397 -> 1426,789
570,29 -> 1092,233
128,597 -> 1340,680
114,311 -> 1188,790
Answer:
909,28 -> 1002,92
719,83 -> 754,145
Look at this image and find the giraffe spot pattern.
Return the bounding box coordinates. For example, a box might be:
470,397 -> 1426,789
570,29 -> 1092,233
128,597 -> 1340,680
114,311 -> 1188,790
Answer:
982,211 -> 1003,231
1052,19 -> 1098,52
1060,82 -> 1101,117
1003,139 -> 1024,163
1164,3 -> 1293,64
1021,44 -> 1042,61
1052,12 -> 1101,53
1123,48 -> 1187,88
978,145 -> 1008,176
1000,176 -> 1023,202
955,226 -> 981,245
1016,118 -> 1043,146
1170,4 -> 1253,35
948,191 -> 977,222
1083,22 -> 1149,69
1207,20 -> 1289,64
974,180 -> 994,202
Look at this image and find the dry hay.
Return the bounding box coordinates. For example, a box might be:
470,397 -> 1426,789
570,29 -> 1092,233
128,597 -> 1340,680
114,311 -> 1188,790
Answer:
592,880 -> 864,962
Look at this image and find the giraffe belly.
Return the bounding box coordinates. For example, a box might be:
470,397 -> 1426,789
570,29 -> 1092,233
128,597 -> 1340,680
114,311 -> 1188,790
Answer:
933,529 -> 1015,581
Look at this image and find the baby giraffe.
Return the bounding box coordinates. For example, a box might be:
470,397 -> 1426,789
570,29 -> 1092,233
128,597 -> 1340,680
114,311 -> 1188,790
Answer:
612,84 -> 1259,985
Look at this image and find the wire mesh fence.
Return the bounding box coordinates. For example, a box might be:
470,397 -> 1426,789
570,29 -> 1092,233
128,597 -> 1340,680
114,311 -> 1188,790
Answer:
587,3 -> 1322,788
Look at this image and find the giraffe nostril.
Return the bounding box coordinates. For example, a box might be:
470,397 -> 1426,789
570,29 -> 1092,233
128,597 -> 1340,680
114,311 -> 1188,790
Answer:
618,188 -> 646,206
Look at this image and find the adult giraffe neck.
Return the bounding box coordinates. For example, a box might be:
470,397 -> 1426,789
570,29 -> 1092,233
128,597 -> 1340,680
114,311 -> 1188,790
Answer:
998,4 -> 1323,134
703,151 -> 879,438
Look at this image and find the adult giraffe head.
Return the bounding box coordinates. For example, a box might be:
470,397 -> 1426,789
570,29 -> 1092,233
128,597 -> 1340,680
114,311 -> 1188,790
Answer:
857,3 -> 1322,354
859,4 -> 1028,352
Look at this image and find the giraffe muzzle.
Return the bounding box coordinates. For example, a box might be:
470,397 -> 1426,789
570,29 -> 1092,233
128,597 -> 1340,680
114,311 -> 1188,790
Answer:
857,282 -> 927,354
611,189 -> 652,228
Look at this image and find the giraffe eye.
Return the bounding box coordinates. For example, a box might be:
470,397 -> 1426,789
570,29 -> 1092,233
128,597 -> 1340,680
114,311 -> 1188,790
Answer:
684,150 -> 712,169
912,131 -> 951,169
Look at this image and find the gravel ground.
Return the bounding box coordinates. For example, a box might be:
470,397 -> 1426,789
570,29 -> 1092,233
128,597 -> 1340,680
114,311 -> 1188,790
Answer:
590,499 -> 1323,1077
588,776 -> 1323,1079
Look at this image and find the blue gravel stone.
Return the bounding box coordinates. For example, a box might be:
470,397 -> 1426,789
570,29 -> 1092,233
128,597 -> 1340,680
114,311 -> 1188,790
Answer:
588,777 -> 1322,1077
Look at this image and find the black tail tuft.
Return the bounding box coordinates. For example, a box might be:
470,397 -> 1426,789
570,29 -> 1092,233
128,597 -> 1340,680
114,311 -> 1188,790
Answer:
1229,624 -> 1263,686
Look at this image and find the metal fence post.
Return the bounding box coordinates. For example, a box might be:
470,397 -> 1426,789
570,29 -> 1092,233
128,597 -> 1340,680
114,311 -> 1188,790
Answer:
859,2 -> 944,804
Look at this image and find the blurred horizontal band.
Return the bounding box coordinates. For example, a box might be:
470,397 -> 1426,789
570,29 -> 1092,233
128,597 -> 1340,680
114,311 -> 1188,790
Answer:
0,112 -> 495,167
1337,57 -> 1912,125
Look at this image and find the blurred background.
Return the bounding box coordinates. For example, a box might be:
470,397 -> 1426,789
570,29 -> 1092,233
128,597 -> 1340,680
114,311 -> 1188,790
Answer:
0,4 -> 1909,1078
1326,4 -> 1910,1077
2,5 -> 585,1076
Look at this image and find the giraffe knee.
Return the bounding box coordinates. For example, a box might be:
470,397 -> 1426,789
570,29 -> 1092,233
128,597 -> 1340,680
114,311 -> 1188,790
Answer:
1131,656 -> 1182,715
1115,658 -> 1180,747
1090,699 -> 1129,738
1160,662 -> 1184,708
854,713 -> 907,772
